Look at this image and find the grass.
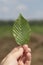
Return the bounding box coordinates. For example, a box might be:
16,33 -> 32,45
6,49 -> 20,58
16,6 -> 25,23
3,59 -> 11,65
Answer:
0,24 -> 43,38
0,25 -> 12,38
30,25 -> 43,34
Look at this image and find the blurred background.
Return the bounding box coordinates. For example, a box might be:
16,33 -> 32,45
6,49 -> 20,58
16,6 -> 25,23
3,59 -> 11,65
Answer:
0,0 -> 43,65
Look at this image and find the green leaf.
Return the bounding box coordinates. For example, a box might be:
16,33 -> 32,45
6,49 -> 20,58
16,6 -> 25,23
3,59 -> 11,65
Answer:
12,14 -> 31,45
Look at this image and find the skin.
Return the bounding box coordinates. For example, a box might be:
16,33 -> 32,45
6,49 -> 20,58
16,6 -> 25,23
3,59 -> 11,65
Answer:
1,45 -> 31,65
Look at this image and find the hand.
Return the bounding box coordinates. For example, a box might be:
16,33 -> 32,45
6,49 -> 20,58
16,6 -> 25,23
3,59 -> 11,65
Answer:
1,45 -> 31,65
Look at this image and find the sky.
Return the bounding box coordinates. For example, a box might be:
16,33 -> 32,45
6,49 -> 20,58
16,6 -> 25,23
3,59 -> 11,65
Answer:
0,0 -> 43,20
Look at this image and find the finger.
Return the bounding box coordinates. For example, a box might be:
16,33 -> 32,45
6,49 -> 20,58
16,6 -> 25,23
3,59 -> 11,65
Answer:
6,48 -> 18,59
23,45 -> 28,50
10,46 -> 22,54
18,60 -> 24,65
26,48 -> 31,53
25,60 -> 31,65
24,52 -> 31,65
20,52 -> 31,64
23,45 -> 31,53
19,56 -> 26,64
10,48 -> 18,54
1,47 -> 18,64
26,52 -> 31,60
14,48 -> 24,59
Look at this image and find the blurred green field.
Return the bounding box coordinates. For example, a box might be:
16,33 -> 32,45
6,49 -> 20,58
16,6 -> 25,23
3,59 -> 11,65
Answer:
0,25 -> 12,38
31,25 -> 43,34
0,24 -> 43,38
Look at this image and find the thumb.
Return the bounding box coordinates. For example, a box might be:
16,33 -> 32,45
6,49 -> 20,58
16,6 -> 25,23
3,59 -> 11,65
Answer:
14,48 -> 23,59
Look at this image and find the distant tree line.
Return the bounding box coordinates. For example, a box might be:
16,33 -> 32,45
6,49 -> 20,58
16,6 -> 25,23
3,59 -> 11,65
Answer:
0,20 -> 43,26
0,20 -> 14,26
29,20 -> 43,26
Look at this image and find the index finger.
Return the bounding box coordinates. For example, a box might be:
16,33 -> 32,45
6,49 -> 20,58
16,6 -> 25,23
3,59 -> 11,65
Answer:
23,44 -> 31,53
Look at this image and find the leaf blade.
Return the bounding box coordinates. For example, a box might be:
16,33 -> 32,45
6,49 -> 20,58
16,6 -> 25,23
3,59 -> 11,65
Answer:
12,14 -> 31,45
